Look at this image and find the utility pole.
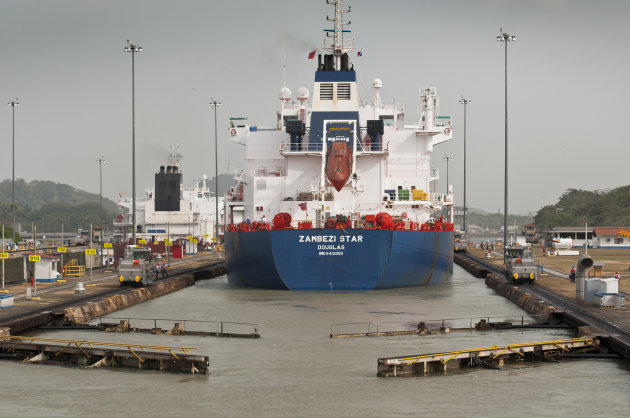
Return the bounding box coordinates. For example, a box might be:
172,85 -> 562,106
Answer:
32,223 -> 37,298
459,96 -> 471,236
2,225 -> 5,289
209,99 -> 223,244
96,157 -> 106,211
8,99 -> 19,245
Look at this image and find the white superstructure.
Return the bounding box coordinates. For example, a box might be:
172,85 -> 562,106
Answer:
225,74 -> 454,227
113,148 -> 224,245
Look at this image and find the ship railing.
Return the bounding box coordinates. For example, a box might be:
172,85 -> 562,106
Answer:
113,218 -> 132,227
413,116 -> 453,131
359,99 -> 404,113
429,193 -> 447,203
280,140 -> 389,154
241,167 -> 286,177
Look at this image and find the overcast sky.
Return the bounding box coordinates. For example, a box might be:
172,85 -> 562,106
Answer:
1,0 -> 629,215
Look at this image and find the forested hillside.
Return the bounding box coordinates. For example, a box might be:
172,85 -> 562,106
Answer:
534,186 -> 630,229
0,179 -> 116,232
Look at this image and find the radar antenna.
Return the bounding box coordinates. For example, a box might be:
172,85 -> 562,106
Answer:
324,0 -> 353,70
168,144 -> 183,168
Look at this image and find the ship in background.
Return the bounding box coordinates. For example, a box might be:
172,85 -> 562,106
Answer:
113,145 -> 223,253
223,0 -> 455,290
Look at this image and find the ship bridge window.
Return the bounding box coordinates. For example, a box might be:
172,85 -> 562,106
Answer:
337,83 -> 351,100
320,83 -> 333,100
379,115 -> 394,127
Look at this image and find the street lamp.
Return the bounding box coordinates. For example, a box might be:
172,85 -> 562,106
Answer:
442,155 -> 453,195
7,99 -> 19,245
458,96 -> 471,236
124,40 -> 142,244
497,28 -> 515,247
209,99 -> 223,243
96,157 -> 106,211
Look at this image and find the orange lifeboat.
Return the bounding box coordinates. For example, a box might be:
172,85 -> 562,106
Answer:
326,141 -> 352,191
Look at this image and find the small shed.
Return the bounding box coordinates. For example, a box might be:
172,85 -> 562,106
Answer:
593,261 -> 606,277
23,253 -> 61,283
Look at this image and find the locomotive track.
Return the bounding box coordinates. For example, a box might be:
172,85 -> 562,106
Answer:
0,256 -> 225,331
458,252 -> 630,340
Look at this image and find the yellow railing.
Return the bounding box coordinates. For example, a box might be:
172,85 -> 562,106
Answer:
396,338 -> 594,365
64,259 -> 85,277
1,335 -> 198,362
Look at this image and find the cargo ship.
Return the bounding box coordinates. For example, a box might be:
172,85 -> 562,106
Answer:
223,0 -> 455,290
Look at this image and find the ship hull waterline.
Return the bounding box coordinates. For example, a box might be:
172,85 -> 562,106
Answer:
224,229 -> 454,290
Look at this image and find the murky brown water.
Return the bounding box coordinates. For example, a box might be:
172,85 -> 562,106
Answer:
1,265 -> 628,417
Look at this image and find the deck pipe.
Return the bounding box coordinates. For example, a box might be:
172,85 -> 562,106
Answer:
575,253 -> 594,300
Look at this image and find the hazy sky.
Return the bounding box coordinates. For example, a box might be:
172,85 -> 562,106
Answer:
2,0 -> 629,215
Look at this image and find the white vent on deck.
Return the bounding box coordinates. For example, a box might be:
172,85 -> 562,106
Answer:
337,83 -> 351,100
320,83 -> 333,100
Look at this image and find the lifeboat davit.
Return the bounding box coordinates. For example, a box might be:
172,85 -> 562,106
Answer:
326,141 -> 352,192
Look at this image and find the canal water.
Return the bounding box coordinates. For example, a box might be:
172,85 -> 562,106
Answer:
1,265 -> 629,417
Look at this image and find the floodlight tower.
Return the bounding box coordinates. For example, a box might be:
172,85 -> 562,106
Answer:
124,40 -> 142,244
497,28 -> 515,247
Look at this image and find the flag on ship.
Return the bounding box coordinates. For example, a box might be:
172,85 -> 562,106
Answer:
308,50 -> 316,59
298,202 -> 307,211
357,51 -> 362,56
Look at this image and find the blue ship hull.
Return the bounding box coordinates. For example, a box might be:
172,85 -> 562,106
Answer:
224,229 -> 453,290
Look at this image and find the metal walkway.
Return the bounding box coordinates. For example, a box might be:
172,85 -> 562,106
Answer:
378,338 -> 597,377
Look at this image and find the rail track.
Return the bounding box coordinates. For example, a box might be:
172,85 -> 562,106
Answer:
458,253 -> 630,339
0,256 -> 225,329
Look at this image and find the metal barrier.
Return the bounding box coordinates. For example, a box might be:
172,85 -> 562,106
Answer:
64,259 -> 85,277
99,316 -> 259,336
331,314 -> 550,336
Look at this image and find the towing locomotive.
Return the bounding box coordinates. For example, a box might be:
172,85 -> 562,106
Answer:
118,245 -> 154,287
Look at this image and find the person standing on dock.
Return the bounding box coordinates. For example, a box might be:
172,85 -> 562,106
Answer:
614,271 -> 620,280
569,266 -> 576,282
161,262 -> 167,278
155,263 -> 161,280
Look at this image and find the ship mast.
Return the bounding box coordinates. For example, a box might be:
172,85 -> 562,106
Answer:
325,0 -> 352,71
167,144 -> 183,169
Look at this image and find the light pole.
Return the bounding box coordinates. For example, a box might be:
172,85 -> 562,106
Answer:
497,28 -> 515,248
459,96 -> 471,236
124,41 -> 142,244
96,157 -> 106,212
442,155 -> 453,195
209,99 -> 223,244
8,99 -> 19,246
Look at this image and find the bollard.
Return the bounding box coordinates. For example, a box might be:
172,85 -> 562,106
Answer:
74,282 -> 85,294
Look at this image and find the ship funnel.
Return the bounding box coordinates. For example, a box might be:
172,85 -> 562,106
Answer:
166,166 -> 172,173
575,253 -> 594,300
159,165 -> 165,174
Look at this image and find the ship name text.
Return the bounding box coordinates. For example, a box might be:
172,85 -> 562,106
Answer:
299,235 -> 363,243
